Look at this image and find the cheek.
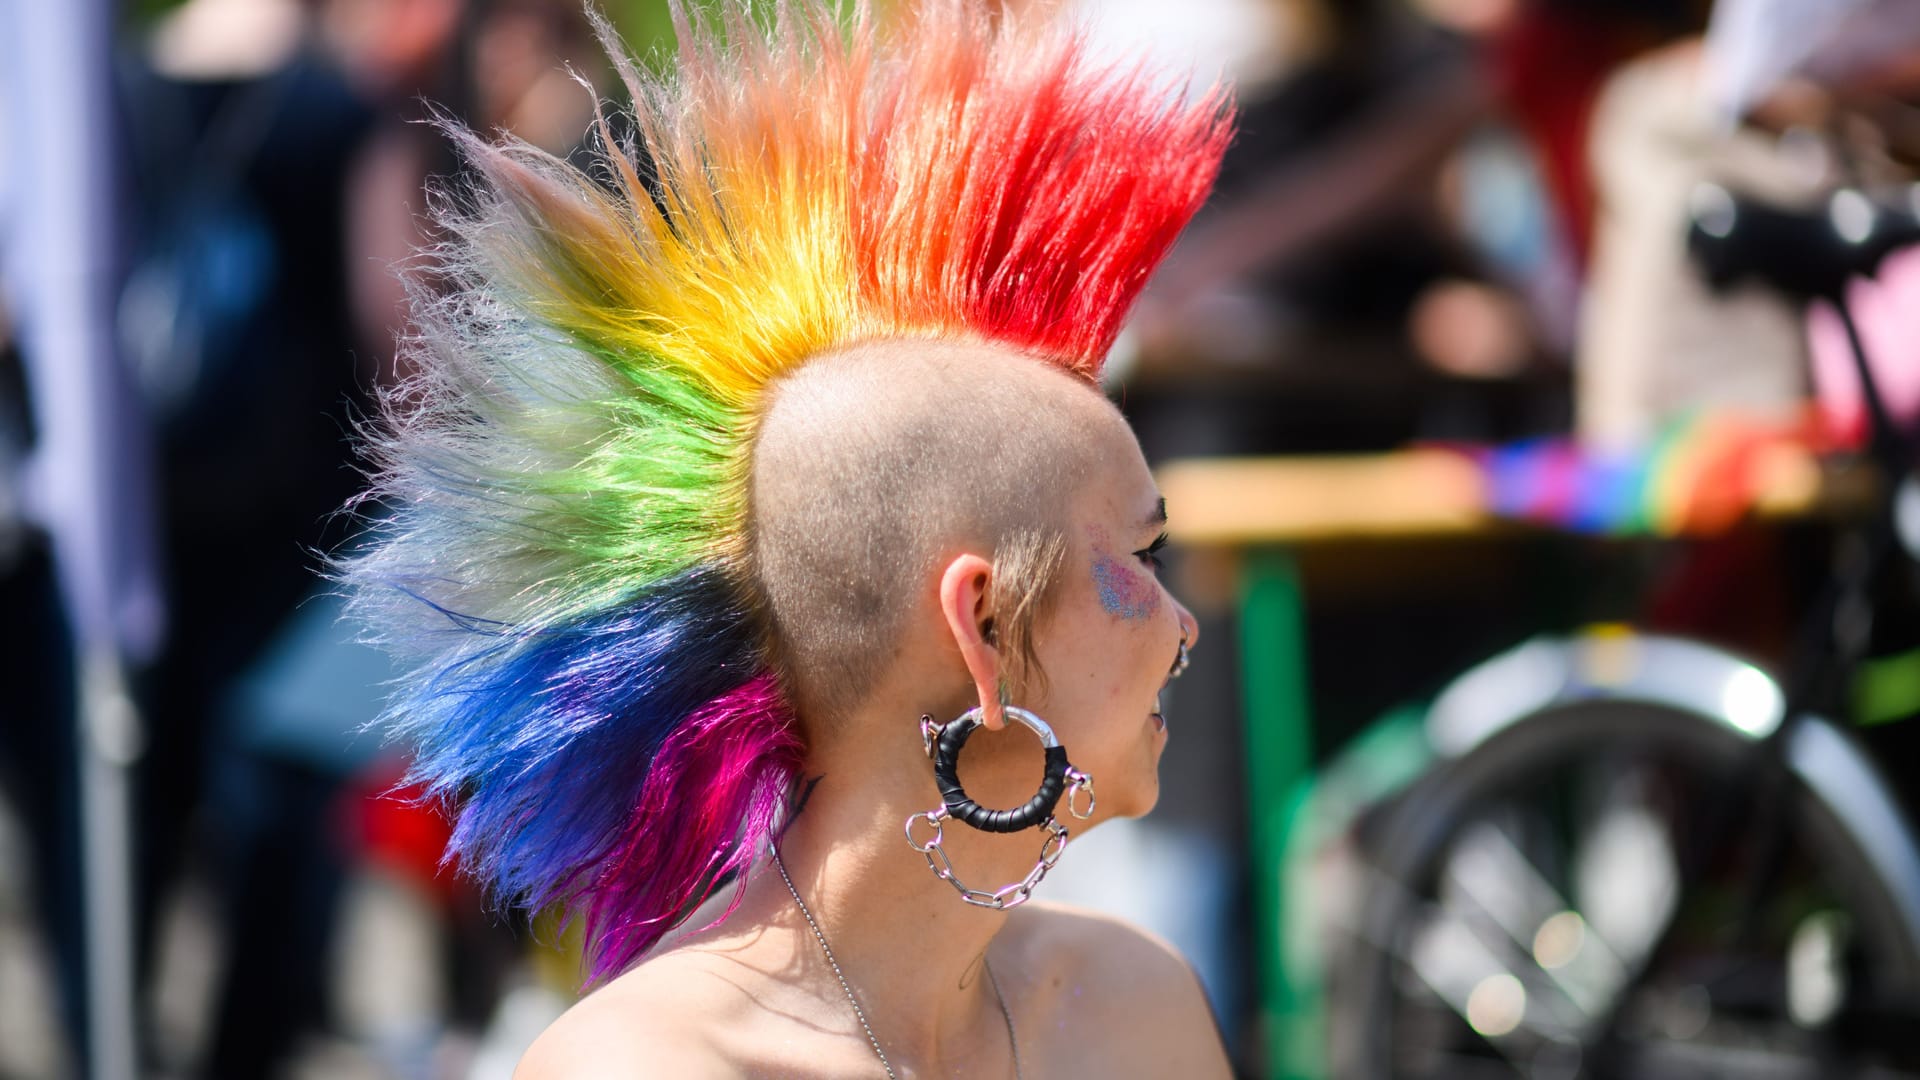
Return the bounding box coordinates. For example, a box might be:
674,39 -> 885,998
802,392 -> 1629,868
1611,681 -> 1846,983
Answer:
1036,586 -> 1165,731
1090,554 -> 1162,621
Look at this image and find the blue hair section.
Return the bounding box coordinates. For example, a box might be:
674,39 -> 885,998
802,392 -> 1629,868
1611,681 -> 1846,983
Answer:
382,563 -> 760,919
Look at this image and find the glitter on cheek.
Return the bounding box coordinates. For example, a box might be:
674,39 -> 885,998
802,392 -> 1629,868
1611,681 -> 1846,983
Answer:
1091,552 -> 1161,621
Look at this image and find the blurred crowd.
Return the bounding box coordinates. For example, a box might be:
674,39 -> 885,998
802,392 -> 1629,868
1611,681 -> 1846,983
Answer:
3,1 -> 606,1075
3,0 -> 1919,1077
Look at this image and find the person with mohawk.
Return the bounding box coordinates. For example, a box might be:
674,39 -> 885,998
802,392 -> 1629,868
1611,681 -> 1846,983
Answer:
339,1 -> 1235,1074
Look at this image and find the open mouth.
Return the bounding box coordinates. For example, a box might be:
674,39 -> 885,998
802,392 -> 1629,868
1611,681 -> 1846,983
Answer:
1150,637 -> 1187,734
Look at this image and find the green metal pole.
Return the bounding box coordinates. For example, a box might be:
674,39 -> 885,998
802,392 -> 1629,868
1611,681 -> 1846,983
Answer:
1239,551 -> 1315,1079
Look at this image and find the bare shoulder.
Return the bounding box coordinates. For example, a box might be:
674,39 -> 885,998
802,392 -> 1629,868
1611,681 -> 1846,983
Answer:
512,952 -> 743,1080
1008,901 -> 1204,999
1004,901 -> 1233,1076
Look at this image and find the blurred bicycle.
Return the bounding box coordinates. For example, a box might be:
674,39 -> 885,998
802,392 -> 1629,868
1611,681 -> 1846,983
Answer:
1323,121 -> 1920,1080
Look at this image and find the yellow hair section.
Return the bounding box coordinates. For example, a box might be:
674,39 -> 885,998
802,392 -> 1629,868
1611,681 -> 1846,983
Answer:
457,0 -> 1229,411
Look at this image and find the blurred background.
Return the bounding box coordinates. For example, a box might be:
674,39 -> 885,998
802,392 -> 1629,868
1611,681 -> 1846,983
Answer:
5,0 -> 1920,1077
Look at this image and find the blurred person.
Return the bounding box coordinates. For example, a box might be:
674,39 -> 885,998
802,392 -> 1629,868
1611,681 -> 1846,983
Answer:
336,3 -> 1237,1077
1577,39 -> 1822,450
1106,6 -> 1694,1065
1560,0 -> 1920,797
1135,0 -> 1706,418
1575,0 -> 1920,449
330,1 -> 605,1069
1134,0 -> 1495,384
122,0 -> 610,1074
1703,0 -> 1920,804
334,0 -> 598,386
119,1 -> 391,1073
2,0 -> 169,1073
1715,0 -> 1920,447
0,295 -> 87,1080
1089,11 -> 1511,1068
1414,0 -> 1707,261
1125,0 -> 1584,458
124,0 -> 547,1073
0,0 -> 561,1074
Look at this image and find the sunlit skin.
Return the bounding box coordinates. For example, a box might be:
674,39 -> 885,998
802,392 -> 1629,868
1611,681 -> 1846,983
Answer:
516,368 -> 1222,1079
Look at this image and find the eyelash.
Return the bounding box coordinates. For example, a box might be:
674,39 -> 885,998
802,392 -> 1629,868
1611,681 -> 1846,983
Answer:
1135,533 -> 1170,571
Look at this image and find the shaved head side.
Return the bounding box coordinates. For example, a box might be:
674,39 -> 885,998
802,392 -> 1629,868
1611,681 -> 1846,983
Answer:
747,339 -> 1121,727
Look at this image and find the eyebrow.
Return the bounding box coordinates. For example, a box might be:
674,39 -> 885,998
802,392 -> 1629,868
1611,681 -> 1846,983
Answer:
1142,497 -> 1167,530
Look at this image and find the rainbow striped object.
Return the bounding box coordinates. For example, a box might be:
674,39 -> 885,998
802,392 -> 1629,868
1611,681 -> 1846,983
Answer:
338,0 -> 1229,983
1476,411 -> 1834,536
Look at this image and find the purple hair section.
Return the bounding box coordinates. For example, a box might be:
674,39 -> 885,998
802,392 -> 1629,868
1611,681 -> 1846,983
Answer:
583,672 -> 802,982
382,564 -> 786,975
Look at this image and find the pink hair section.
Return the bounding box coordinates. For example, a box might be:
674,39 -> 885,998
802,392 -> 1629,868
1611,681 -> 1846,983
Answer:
580,674 -> 803,983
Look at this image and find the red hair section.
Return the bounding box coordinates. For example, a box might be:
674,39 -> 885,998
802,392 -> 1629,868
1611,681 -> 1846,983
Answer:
850,1 -> 1234,371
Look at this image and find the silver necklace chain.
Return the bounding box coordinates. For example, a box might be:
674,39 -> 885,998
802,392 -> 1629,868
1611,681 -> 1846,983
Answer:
770,846 -> 1023,1080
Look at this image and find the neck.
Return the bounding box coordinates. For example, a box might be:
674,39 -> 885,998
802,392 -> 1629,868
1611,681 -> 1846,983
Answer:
743,705 -> 1048,1067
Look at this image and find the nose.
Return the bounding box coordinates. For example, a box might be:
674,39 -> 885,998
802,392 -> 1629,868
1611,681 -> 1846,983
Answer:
1174,599 -> 1200,651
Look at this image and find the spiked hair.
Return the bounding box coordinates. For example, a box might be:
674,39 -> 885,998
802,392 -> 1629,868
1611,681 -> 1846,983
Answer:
340,0 -> 1229,983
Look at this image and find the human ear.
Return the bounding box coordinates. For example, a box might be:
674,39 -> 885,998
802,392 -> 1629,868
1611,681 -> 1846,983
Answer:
938,552 -> 1006,730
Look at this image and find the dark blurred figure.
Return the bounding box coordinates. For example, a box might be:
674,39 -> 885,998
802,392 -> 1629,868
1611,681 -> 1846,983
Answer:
1131,0 -> 1709,452
0,304 -> 85,1079
1131,0 -> 1500,452
112,0 -> 603,1074
118,1 -> 387,1072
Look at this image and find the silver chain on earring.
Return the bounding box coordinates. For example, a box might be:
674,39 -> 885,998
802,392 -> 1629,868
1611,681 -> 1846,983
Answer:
906,707 -> 1094,910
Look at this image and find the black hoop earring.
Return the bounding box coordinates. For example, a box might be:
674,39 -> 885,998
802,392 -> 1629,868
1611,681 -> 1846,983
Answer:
935,706 -> 1068,832
904,706 -> 1095,909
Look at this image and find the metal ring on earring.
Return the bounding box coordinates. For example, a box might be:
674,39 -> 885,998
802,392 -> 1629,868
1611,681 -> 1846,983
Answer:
904,806 -> 948,852
932,706 -> 1072,834
1065,767 -> 1096,820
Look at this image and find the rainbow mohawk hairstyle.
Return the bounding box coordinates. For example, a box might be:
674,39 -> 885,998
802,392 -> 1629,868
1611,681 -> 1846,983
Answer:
341,0 -> 1230,983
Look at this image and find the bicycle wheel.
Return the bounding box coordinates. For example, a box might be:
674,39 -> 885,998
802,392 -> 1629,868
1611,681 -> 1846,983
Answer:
1327,699 -> 1920,1080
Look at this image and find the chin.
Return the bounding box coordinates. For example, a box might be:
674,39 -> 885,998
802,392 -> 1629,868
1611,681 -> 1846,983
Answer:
1132,784 -> 1161,817
1100,764 -> 1161,821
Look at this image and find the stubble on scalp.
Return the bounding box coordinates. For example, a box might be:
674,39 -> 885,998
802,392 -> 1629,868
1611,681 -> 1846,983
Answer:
745,337 -> 1124,731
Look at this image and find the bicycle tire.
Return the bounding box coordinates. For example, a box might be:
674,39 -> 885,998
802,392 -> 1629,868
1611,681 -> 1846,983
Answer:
1329,698 -> 1920,1080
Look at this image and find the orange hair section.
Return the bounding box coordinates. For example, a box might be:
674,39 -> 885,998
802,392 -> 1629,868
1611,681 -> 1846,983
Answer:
461,0 -> 1231,411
